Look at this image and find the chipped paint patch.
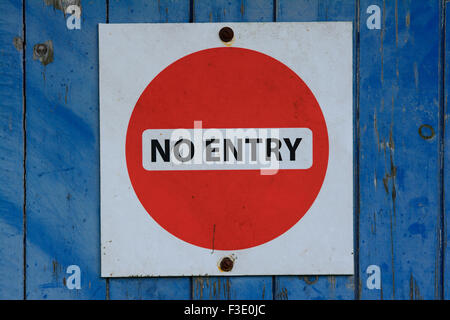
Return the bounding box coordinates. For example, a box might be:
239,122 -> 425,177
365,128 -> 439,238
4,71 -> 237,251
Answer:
44,0 -> 81,15
13,37 -> 23,51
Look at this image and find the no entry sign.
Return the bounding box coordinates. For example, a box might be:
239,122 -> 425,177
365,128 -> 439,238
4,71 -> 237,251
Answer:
100,22 -> 353,276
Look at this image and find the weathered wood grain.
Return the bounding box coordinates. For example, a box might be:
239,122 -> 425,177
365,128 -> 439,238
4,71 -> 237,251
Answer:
444,0 -> 449,301
25,0 -> 106,299
193,0 -> 273,23
359,0 -> 442,299
109,0 -> 190,23
0,0 -> 24,299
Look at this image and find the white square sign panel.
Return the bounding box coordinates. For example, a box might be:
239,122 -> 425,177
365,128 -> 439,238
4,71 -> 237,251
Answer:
99,22 -> 353,276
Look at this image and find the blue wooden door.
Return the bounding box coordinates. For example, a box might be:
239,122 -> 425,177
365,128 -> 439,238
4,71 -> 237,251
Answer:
0,0 -> 446,300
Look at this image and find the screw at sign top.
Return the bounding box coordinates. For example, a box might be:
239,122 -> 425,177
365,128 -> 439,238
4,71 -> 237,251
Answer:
219,27 -> 234,43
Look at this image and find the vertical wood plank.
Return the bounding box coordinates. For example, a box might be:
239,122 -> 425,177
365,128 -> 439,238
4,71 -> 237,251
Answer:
275,0 -> 356,300
107,0 -> 192,300
359,0 -> 441,299
444,0 -> 449,301
192,0 -> 274,300
0,0 -> 24,299
25,0 -> 106,299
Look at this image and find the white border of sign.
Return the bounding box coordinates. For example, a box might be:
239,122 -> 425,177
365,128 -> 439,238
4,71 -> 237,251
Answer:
99,22 -> 353,277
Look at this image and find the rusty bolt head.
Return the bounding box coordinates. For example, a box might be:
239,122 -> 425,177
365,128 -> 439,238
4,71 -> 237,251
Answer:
219,256 -> 234,272
219,27 -> 234,43
34,44 -> 48,57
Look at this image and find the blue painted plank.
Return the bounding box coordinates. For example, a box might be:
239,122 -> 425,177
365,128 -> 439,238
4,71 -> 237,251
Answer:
275,0 -> 356,300
192,276 -> 273,300
25,1 -> 106,299
109,278 -> 191,300
192,0 -> 274,300
0,0 -> 24,299
444,1 -> 450,301
277,0 -> 355,22
107,0 -> 192,300
193,0 -> 273,23
359,0 -> 441,299
109,0 -> 190,23
274,276 -> 355,300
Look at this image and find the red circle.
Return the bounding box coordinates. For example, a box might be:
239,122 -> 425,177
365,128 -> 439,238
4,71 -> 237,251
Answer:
126,47 -> 328,250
